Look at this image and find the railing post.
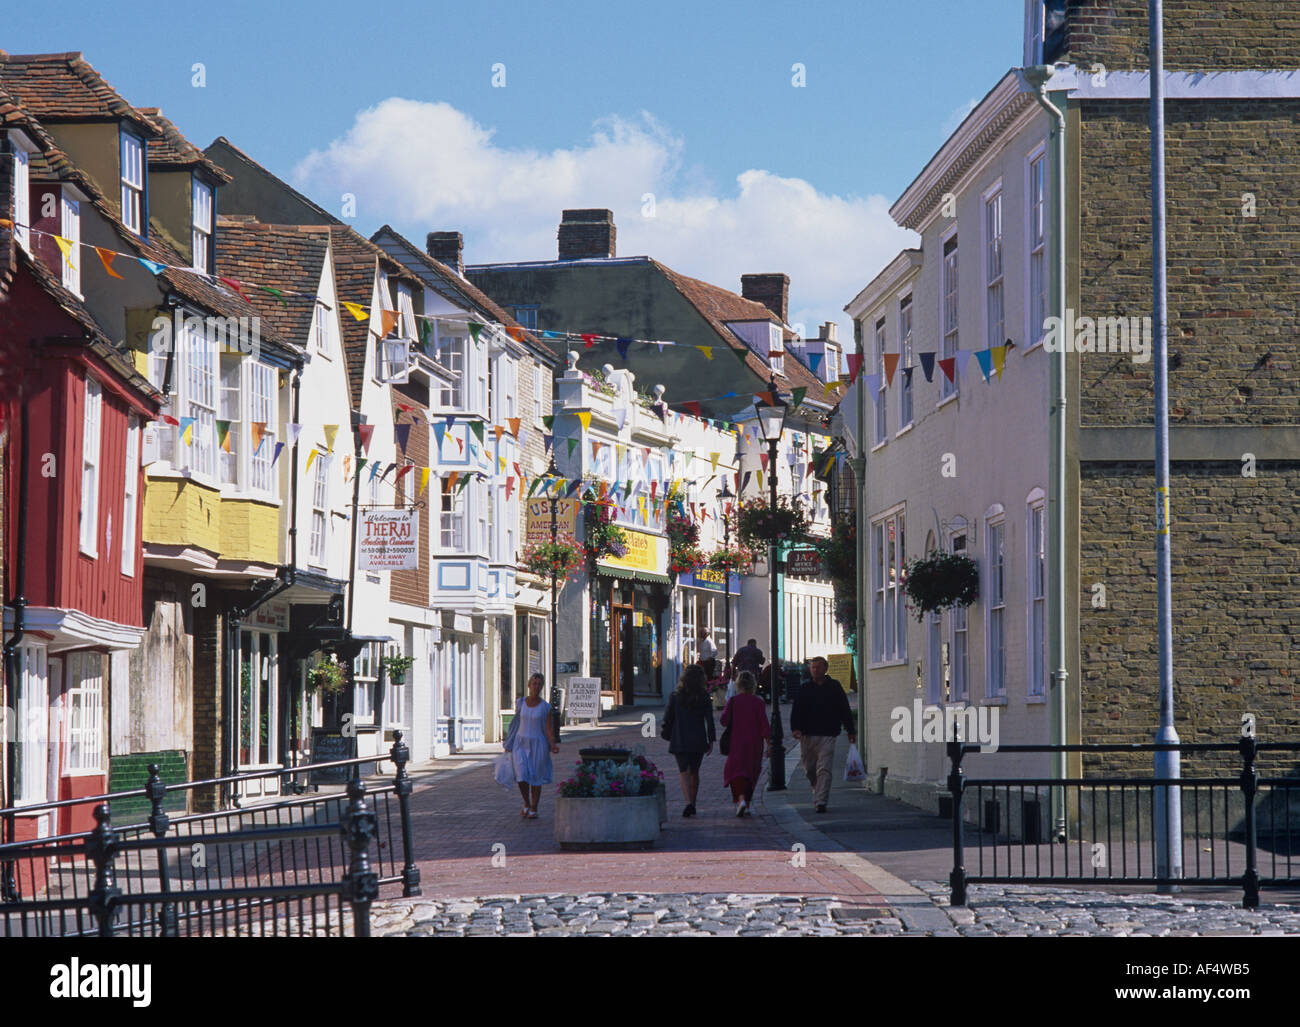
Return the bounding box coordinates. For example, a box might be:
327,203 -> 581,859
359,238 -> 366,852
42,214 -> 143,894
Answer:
389,731 -> 421,897
948,737 -> 967,907
1238,734 -> 1260,909
86,804 -> 120,938
146,764 -> 178,937
341,776 -> 379,937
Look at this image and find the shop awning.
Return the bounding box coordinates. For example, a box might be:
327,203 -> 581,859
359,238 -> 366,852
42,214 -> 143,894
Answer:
595,567 -> 673,586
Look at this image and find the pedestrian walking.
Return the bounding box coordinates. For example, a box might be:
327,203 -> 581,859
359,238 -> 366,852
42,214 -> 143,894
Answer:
509,673 -> 559,819
697,628 -> 718,679
720,671 -> 769,817
733,637 -> 764,677
661,663 -> 716,817
789,656 -> 855,813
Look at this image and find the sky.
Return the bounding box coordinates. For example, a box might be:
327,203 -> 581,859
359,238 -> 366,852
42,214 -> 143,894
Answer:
4,0 -> 1025,345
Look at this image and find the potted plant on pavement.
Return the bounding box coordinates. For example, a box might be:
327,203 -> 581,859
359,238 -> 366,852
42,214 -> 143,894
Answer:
555,757 -> 664,849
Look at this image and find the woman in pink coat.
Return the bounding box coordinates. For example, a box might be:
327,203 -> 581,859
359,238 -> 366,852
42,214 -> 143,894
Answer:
720,671 -> 770,817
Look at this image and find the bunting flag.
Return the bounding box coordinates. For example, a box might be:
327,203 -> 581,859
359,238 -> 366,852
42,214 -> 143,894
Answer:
542,414 -> 554,430
506,325 -> 525,342
755,391 -> 775,406
576,411 -> 591,430
581,333 -> 597,348
287,423 -> 303,445
52,236 -> 77,269
809,352 -> 822,373
305,448 -> 319,474
882,353 -> 900,386
455,436 -> 464,454
341,301 -> 368,321
568,438 -> 579,457
757,470 -> 764,491
94,246 -> 123,279
954,349 -> 973,380
419,467 -> 432,497
447,471 -> 459,491
160,414 -> 180,426
419,319 -> 433,348
939,357 -> 957,383
216,420 -> 232,452
919,352 -> 936,382
791,386 -> 807,408
250,421 -> 267,454
260,286 -> 288,309
343,455 -> 352,482
823,380 -> 839,396
379,309 -> 401,338
507,416 -> 521,439
696,346 -> 713,360
759,452 -> 769,472
543,434 -> 554,454
991,344 -> 1008,380
369,461 -> 382,482
323,424 -> 339,453
846,353 -> 864,382
468,321 -> 484,343
863,374 -> 881,397
493,424 -> 506,444
395,464 -> 415,485
271,442 -> 285,467
180,417 -> 195,445
710,452 -> 719,473
902,366 -> 915,387
394,423 -> 412,452
217,276 -> 252,304
731,347 -> 749,365
469,421 -> 485,444
974,349 -> 993,382
682,401 -> 702,418
616,337 -> 633,360
505,477 -> 514,501
457,473 -> 471,493
355,458 -> 368,481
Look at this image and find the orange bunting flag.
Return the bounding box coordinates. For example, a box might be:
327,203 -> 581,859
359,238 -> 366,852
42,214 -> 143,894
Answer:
447,471 -> 459,491
343,455 -> 352,481
379,309 -> 400,338
493,425 -> 506,444
249,421 -> 267,454
883,353 -> 900,386
506,326 -> 525,342
53,236 -> 77,269
94,246 -> 124,279
507,416 -> 521,439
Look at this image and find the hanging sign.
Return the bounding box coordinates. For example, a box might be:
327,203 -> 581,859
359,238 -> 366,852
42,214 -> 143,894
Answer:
359,509 -> 419,570
786,548 -> 824,577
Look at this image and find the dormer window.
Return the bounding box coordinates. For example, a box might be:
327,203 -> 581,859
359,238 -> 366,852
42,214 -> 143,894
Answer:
61,194 -> 81,296
191,178 -> 213,274
313,301 -> 330,356
768,324 -> 784,374
12,144 -> 31,253
120,130 -> 145,235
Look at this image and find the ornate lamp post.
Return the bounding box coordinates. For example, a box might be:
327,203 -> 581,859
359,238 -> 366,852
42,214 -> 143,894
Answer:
718,479 -> 734,674
754,376 -> 787,792
546,454 -> 562,745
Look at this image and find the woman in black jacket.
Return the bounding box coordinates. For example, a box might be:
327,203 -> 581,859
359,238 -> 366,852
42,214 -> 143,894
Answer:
662,664 -> 716,817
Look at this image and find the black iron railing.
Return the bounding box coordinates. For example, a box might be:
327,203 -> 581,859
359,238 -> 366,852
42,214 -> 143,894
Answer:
946,736 -> 1300,909
0,732 -> 422,937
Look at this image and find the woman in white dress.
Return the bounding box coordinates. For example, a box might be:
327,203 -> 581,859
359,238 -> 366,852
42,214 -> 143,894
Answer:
512,673 -> 559,818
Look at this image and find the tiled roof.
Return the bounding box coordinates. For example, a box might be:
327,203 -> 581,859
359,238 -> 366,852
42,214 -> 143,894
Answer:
215,218 -> 330,344
372,225 -> 556,362
0,52 -> 160,137
653,261 -> 844,408
138,108 -> 232,184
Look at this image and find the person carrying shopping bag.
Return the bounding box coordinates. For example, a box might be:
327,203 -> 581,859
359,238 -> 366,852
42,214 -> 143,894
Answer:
720,671 -> 769,817
510,673 -> 559,818
661,664 -> 715,817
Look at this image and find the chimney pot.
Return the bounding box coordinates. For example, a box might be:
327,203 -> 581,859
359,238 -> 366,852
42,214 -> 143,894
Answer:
741,273 -> 790,324
427,231 -> 464,275
558,209 -> 616,260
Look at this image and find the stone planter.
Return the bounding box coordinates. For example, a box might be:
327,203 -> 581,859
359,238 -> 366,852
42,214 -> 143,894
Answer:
555,795 -> 660,850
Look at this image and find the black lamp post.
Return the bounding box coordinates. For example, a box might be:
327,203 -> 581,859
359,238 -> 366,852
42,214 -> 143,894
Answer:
718,479 -> 734,674
546,454 -> 561,744
755,375 -> 787,792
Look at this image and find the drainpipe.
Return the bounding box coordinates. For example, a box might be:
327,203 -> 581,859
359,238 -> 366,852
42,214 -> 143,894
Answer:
2,404 -> 29,898
852,356 -> 869,783
1025,66 -> 1069,841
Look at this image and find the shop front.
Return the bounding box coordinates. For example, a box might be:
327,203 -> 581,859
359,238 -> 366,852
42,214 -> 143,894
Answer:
589,529 -> 671,707
676,568 -> 742,676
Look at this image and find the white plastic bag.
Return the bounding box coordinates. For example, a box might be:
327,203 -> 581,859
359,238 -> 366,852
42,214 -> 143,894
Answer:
494,752 -> 516,788
843,743 -> 866,782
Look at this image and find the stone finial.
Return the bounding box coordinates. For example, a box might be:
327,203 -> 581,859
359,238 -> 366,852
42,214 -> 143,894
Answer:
602,363 -> 615,378
652,384 -> 665,402
567,351 -> 580,372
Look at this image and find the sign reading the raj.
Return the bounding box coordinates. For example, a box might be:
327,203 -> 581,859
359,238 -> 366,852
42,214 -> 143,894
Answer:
597,530 -> 666,575
565,676 -> 602,722
359,509 -> 419,570
525,498 -> 578,544
786,548 -> 823,577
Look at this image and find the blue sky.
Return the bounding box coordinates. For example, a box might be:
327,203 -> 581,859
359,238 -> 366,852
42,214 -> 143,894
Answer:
5,0 -> 1025,338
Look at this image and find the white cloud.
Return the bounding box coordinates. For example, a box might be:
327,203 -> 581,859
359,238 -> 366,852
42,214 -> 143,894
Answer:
293,98 -> 914,348
941,97 -> 980,139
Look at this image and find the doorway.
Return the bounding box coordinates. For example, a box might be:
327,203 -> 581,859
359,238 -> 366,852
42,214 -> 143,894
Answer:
611,603 -> 634,706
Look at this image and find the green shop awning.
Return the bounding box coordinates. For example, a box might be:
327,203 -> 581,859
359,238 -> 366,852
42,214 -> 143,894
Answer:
595,566 -> 673,586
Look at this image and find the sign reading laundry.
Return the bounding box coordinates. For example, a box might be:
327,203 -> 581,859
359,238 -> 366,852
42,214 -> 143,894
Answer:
358,509 -> 419,570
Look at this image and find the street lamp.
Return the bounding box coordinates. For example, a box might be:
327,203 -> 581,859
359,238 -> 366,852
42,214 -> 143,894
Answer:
718,479 -> 734,675
546,454 -> 562,745
754,375 -> 787,792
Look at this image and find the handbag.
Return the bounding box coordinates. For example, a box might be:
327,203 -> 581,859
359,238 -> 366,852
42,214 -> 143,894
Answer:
502,699 -> 522,752
719,724 -> 732,756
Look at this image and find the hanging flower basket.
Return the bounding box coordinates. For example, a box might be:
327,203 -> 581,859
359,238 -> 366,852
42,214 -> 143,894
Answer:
522,533 -> 587,582
306,655 -> 347,695
734,495 -> 811,548
585,502 -> 629,559
380,653 -> 416,685
903,550 -> 979,620
665,513 -> 704,575
706,545 -> 754,574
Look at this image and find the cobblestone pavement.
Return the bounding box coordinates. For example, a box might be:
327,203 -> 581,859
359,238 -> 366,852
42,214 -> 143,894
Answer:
371,885 -> 1300,937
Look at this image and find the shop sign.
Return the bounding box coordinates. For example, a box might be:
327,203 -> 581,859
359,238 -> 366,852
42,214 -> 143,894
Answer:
680,567 -> 742,595
597,530 -> 666,575
248,599 -> 290,632
786,548 -> 824,578
565,676 -> 602,720
525,498 -> 579,544
359,509 -> 419,570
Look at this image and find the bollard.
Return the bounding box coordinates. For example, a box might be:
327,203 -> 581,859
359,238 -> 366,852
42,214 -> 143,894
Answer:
341,776 -> 379,937
1238,735 -> 1260,909
947,738 -> 968,907
87,804 -> 121,938
389,732 -> 422,897
146,764 -> 178,937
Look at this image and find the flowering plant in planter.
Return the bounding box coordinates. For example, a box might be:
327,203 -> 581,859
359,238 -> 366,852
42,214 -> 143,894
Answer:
557,758 -> 661,798
734,494 -> 811,548
706,544 -> 754,574
665,512 -> 705,574
521,532 -> 587,582
306,654 -> 347,695
585,501 -> 628,559
903,550 -> 979,620
380,652 -> 416,685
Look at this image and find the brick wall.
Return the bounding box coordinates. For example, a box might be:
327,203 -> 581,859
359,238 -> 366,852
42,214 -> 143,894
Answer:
191,603 -> 223,811
1078,462 -> 1300,773
1077,99 -> 1300,427
1059,1 -> 1300,71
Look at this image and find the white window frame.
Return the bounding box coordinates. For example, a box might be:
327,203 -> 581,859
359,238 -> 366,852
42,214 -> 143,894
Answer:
13,143 -> 31,253
353,642 -> 378,725
897,292 -> 914,431
80,376 -> 102,556
61,194 -> 81,296
313,301 -> 331,357
870,505 -> 906,666
121,416 -> 139,577
1026,490 -> 1047,700
940,227 -> 959,400
1026,144 -> 1049,352
191,176 -> 213,274
219,353 -> 242,487
533,364 -> 543,424
181,316 -> 218,482
872,317 -> 887,446
440,478 -> 466,551
309,447 -> 329,567
985,507 -> 1007,700
948,524 -> 969,702
236,629 -> 279,767
120,130 -> 144,235
983,181 -> 1004,353
440,336 -> 465,408
246,361 -> 278,498
14,644 -> 50,805
63,652 -> 105,775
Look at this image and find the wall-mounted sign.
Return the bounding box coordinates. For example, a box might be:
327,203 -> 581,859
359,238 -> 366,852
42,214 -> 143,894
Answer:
680,568 -> 743,595
525,498 -> 579,545
249,599 -> 290,631
597,530 -> 666,575
786,548 -> 824,578
359,509 -> 419,570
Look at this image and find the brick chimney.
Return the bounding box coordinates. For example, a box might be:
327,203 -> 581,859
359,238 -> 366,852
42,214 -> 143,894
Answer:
741,273 -> 789,323
558,209 -> 616,260
427,231 -> 463,275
